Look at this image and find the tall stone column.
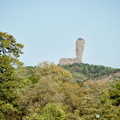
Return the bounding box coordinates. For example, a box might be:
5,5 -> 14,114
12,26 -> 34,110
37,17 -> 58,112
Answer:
76,38 -> 85,63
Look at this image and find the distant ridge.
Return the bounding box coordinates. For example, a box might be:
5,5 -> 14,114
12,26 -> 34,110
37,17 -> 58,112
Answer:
60,63 -> 120,82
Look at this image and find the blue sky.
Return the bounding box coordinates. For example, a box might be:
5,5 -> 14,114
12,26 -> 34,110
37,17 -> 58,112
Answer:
0,0 -> 120,68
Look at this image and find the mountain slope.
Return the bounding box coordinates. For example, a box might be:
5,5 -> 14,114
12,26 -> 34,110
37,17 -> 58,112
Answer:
60,63 -> 120,83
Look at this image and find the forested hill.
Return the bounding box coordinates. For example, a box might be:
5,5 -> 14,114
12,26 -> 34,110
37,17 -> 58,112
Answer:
60,63 -> 120,82
1,32 -> 120,119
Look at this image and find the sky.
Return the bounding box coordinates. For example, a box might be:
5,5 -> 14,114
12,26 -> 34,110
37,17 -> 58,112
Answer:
0,0 -> 120,68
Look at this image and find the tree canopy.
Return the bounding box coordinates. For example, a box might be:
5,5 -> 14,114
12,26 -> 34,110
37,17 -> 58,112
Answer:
0,32 -> 24,57
0,32 -> 120,120
0,32 -> 24,82
0,32 -> 25,119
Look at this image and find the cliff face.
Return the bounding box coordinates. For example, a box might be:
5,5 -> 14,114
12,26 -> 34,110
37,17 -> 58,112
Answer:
59,38 -> 85,65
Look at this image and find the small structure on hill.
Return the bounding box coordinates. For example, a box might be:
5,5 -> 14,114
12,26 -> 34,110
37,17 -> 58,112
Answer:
59,38 -> 85,65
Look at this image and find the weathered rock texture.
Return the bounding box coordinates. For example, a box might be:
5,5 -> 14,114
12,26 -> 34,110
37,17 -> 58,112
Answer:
59,38 -> 85,65
76,38 -> 85,63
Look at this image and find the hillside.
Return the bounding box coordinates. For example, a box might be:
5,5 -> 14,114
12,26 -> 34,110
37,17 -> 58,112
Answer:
1,32 -> 120,119
60,63 -> 120,83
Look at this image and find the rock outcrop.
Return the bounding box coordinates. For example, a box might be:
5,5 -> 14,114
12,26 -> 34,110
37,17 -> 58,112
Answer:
59,38 -> 85,65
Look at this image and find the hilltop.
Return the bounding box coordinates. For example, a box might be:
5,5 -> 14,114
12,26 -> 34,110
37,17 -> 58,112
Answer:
60,63 -> 120,83
1,32 -> 120,119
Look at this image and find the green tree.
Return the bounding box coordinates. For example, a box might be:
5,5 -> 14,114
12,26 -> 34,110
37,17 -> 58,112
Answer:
34,61 -> 73,84
0,32 -> 24,119
0,55 -> 13,82
16,62 -> 74,119
0,32 -> 23,57
40,103 -> 65,120
0,32 -> 24,82
109,79 -> 120,106
0,32 -> 24,101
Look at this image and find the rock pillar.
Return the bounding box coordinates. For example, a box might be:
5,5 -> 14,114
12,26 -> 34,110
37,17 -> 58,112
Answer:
76,38 -> 85,63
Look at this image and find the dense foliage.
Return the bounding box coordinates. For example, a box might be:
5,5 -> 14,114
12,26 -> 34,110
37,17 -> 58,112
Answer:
60,63 -> 120,82
0,32 -> 120,120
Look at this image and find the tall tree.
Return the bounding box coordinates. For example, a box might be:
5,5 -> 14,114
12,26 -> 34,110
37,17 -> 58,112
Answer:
0,32 -> 24,119
0,32 -> 23,57
0,32 -> 24,82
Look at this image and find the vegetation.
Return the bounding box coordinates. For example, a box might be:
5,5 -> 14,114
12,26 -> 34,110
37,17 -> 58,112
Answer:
60,63 -> 120,82
0,32 -> 120,120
